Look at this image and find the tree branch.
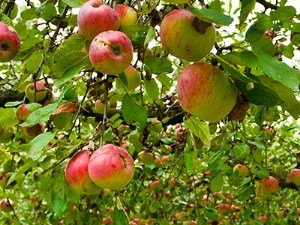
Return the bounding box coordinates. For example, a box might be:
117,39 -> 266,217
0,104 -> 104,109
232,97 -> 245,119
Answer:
256,0 -> 278,10
0,90 -> 24,107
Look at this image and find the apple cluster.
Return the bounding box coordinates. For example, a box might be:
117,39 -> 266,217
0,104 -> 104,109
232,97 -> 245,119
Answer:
78,0 -> 138,75
65,144 -> 135,194
0,22 -> 20,62
159,10 -> 238,122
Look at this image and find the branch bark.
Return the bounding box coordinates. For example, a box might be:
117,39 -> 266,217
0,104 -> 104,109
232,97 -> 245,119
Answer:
256,0 -> 278,10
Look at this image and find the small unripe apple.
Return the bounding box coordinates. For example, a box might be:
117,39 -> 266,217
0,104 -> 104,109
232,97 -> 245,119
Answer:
94,99 -> 111,114
160,9 -> 215,61
25,80 -> 48,103
233,164 -> 249,177
259,215 -> 268,223
177,62 -> 237,122
89,30 -> 133,75
65,150 -> 100,195
0,22 -> 21,62
16,104 -> 31,121
0,199 -> 14,212
261,176 -> 279,194
218,203 -> 231,215
120,65 -> 141,91
77,0 -> 120,40
88,144 -> 135,190
19,123 -> 45,139
0,173 -> 8,188
138,150 -> 155,165
116,4 -> 138,27
288,168 -> 300,185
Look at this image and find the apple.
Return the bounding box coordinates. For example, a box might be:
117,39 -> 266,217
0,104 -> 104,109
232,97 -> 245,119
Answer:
259,215 -> 268,223
88,144 -> 135,190
218,203 -> 231,215
89,30 -> 133,75
0,199 -> 14,212
19,123 -> 45,139
65,150 -> 100,195
77,0 -> 120,40
25,80 -> 48,103
0,126 -> 14,143
16,104 -> 31,121
0,22 -> 21,62
260,176 -> 279,194
138,150 -> 155,165
177,62 -> 237,122
160,9 -> 215,62
118,65 -> 141,91
94,99 -> 111,114
116,4 -> 138,27
0,173 -> 8,188
288,168 -> 300,185
233,164 -> 249,177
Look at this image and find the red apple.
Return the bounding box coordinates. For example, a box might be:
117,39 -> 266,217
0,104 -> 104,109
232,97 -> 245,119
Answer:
65,150 -> 100,195
89,30 -> 133,75
94,99 -> 111,114
289,168 -> 300,185
261,176 -> 279,194
0,198 -> 14,212
25,80 -> 48,103
160,9 -> 215,62
77,0 -> 120,40
0,22 -> 20,62
88,144 -> 135,190
116,4 -> 138,27
218,203 -> 231,215
177,62 -> 237,122
259,215 -> 268,223
233,164 -> 249,177
16,104 -> 31,121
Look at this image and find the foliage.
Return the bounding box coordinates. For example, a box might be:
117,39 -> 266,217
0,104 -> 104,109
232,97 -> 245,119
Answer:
0,0 -> 300,224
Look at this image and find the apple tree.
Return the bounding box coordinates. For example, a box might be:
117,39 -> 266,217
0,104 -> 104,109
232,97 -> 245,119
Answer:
0,0 -> 300,224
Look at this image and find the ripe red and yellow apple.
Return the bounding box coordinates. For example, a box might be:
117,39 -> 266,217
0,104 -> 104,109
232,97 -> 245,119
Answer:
65,150 -> 100,195
16,104 -> 31,121
288,168 -> 300,185
0,22 -> 21,62
116,4 -> 138,27
89,30 -> 133,75
256,176 -> 279,196
119,65 -> 141,91
218,203 -> 231,215
177,62 -> 237,122
88,144 -> 135,190
94,99 -> 111,114
25,80 -> 48,103
233,164 -> 249,177
0,198 -> 14,212
77,0 -> 120,40
160,9 -> 215,61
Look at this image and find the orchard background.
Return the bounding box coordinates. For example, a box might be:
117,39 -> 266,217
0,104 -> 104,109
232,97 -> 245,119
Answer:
0,0 -> 300,224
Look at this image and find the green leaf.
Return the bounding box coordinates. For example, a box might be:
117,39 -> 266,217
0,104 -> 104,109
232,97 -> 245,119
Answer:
121,94 -> 147,128
62,0 -> 86,8
184,116 -> 211,149
7,160 -> 37,185
0,108 -> 19,127
233,143 -> 251,159
22,103 -> 58,127
210,173 -> 223,192
239,0 -> 256,27
221,51 -> 258,68
257,54 -> 300,88
236,182 -> 254,201
144,56 -> 173,74
144,26 -> 156,47
258,76 -> 300,119
144,79 -> 159,100
28,132 -> 55,160
149,201 -> 160,213
184,146 -> 193,175
51,175 -> 68,218
270,6 -> 296,21
25,51 -> 44,74
51,34 -> 91,78
38,3 -> 57,21
54,64 -> 86,87
188,7 -> 233,26
113,208 -> 129,225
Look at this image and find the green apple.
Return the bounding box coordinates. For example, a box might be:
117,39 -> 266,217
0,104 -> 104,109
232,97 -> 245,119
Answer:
94,99 -> 111,114
233,164 -> 249,177
25,81 -> 48,103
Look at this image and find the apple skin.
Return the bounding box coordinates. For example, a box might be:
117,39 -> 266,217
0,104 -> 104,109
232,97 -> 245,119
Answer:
289,168 -> 300,185
177,62 -> 237,122
89,30 -> 133,75
65,150 -> 100,195
233,164 -> 249,177
160,9 -> 215,62
256,176 -> 279,196
88,144 -> 135,190
94,99 -> 111,114
138,150 -> 155,165
218,203 -> 231,215
116,4 -> 138,27
0,126 -> 14,143
0,22 -> 21,62
77,0 -> 120,40
16,104 -> 31,121
0,199 -> 14,212
122,65 -> 141,91
25,80 -> 48,103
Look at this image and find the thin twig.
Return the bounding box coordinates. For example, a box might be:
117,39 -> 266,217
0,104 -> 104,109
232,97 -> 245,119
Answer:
256,0 -> 278,10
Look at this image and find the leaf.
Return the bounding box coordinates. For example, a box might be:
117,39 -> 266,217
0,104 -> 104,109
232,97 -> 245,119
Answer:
221,51 -> 258,68
113,208 -> 129,225
149,201 -> 160,213
258,76 -> 300,119
121,94 -> 147,128
52,34 -> 91,78
28,132 -> 55,160
38,2 -> 57,21
22,103 -> 58,127
188,7 -> 233,26
144,79 -> 159,100
144,26 -> 156,47
233,143 -> 250,159
235,182 -> 254,201
184,116 -> 211,149
144,56 -> 173,74
270,6 -> 296,21
0,108 -> 19,127
52,102 -> 79,116
184,146 -> 193,175
51,176 -> 68,218
54,64 -> 86,87
62,0 -> 86,8
25,51 -> 44,74
210,173 -> 223,192
257,53 -> 300,88
239,0 -> 256,27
